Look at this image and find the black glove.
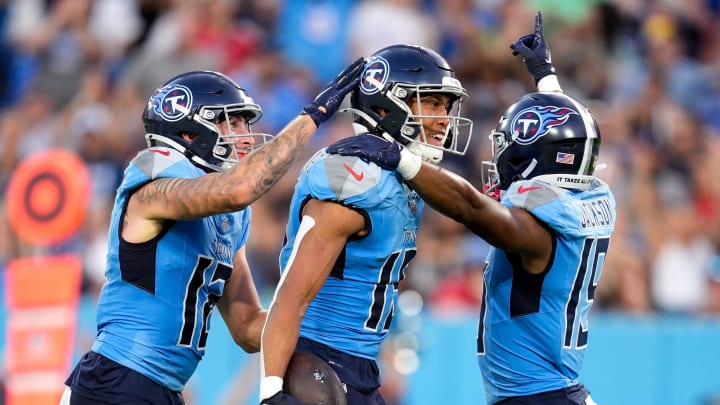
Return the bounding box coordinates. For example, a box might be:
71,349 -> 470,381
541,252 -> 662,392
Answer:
326,134 -> 402,171
510,11 -> 556,84
302,57 -> 365,127
260,391 -> 319,405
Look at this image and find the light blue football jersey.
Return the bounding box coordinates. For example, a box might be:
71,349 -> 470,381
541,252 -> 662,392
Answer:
92,147 -> 251,391
280,149 -> 423,360
477,179 -> 616,404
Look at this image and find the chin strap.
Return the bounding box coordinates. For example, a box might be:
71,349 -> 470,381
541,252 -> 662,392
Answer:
406,141 -> 443,165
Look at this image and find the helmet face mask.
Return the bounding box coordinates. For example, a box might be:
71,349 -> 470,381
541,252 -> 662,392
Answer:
481,92 -> 601,194
199,106 -> 271,170
347,44 -> 473,164
143,71 -> 272,172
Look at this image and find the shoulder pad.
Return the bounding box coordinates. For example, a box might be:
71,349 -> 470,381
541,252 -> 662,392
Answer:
504,180 -> 564,210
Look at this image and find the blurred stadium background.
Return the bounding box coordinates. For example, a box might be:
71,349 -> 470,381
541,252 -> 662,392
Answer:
2,0 -> 720,404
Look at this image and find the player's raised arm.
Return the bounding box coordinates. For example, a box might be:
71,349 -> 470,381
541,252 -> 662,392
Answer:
510,11 -> 563,92
132,58 -> 363,220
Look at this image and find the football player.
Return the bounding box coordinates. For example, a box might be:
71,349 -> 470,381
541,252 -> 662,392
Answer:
259,43 -> 473,405
61,58 -> 363,405
327,12 -> 613,405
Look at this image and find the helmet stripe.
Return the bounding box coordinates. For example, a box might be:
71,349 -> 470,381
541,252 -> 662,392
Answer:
565,95 -> 597,176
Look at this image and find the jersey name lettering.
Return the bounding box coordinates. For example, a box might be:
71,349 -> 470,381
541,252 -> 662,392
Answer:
575,198 -> 612,229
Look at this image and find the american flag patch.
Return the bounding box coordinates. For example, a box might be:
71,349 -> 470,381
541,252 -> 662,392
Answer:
556,152 -> 575,164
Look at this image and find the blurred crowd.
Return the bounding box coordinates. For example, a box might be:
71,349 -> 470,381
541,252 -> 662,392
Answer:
2,0 -> 720,329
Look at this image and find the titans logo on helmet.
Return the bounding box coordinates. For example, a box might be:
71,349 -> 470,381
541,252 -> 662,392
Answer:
150,84 -> 193,122
511,105 -> 577,145
360,56 -> 389,95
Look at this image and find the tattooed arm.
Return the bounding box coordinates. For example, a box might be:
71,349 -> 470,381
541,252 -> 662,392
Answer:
130,114 -> 317,218
123,58 -> 364,243
123,116 -> 318,243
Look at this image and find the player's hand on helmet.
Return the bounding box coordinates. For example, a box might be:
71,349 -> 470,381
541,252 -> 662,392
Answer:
510,11 -> 556,85
302,57 -> 365,127
260,391 -> 320,405
326,134 -> 422,180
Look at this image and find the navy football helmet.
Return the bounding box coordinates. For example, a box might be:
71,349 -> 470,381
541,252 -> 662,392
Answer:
346,44 -> 472,164
482,92 -> 601,192
143,71 -> 272,172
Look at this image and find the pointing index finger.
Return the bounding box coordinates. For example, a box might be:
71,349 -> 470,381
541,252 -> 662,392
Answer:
535,11 -> 544,38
